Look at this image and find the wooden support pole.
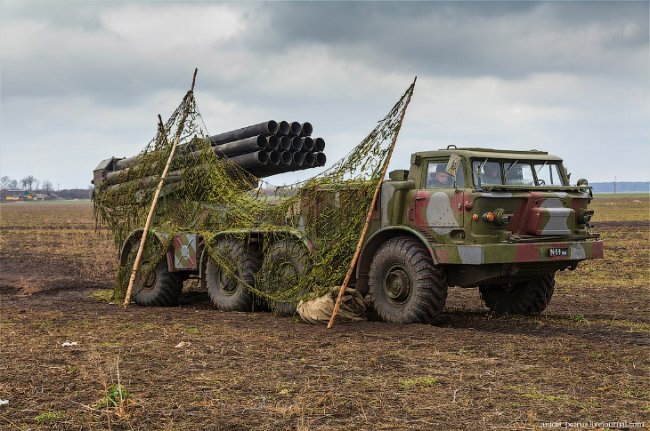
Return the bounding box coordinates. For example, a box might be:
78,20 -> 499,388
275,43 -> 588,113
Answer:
327,78 -> 416,328
123,68 -> 198,307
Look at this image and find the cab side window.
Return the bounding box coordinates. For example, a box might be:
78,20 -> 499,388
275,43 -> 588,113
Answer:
426,159 -> 465,188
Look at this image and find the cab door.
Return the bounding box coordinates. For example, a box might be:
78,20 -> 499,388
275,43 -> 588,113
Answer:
412,158 -> 465,231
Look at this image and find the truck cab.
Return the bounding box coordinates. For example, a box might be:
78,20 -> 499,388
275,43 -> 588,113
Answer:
354,147 -> 603,322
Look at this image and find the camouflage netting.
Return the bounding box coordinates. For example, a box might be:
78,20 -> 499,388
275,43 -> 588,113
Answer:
94,79 -> 416,305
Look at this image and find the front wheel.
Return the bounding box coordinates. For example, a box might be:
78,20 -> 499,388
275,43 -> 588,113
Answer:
367,236 -> 447,324
479,273 -> 555,314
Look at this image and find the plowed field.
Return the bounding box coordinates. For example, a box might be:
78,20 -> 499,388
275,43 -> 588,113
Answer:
1,196 -> 648,430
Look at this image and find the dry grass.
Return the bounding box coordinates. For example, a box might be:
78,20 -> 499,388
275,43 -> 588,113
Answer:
589,193 -> 649,222
0,201 -> 116,293
0,195 -> 648,430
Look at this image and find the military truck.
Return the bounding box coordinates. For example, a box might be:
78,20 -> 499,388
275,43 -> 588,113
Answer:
118,147 -> 603,323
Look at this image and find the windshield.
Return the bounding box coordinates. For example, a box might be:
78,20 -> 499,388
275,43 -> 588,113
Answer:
472,159 -> 567,187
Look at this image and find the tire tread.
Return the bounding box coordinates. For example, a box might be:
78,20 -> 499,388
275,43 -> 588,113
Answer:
367,236 -> 447,324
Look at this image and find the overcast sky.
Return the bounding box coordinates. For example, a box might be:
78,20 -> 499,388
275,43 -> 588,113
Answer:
1,1 -> 648,189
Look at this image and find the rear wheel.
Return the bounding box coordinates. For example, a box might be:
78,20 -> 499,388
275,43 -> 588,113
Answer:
206,239 -> 261,311
259,239 -> 310,315
479,273 -> 555,314
131,258 -> 183,307
368,236 -> 447,324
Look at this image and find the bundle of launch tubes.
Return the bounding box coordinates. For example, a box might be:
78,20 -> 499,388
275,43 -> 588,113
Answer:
208,120 -> 326,178
98,120 -> 327,194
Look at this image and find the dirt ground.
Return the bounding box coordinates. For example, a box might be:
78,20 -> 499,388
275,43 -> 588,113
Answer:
0,197 -> 648,430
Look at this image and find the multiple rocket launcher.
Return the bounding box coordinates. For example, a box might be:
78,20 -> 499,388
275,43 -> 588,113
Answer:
207,120 -> 326,177
93,120 -> 327,192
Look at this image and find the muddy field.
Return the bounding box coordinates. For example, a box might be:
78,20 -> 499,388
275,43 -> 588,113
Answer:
1,196 -> 648,430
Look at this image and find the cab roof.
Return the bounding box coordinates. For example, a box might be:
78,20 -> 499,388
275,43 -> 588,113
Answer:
413,147 -> 563,162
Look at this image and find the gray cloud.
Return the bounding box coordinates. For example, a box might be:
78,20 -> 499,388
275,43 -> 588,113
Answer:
0,1 -> 648,187
250,2 -> 648,78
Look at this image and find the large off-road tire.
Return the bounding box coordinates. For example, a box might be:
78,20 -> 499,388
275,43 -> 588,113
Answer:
367,236 -> 447,324
479,273 -> 555,314
132,258 -> 183,307
206,239 -> 261,311
259,239 -> 310,316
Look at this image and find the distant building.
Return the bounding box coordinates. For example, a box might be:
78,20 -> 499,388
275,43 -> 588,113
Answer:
0,189 -> 58,201
1,189 -> 30,201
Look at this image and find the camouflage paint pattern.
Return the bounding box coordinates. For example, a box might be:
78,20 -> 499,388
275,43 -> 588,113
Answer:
431,240 -> 603,265
364,148 -> 603,272
123,148 -> 603,286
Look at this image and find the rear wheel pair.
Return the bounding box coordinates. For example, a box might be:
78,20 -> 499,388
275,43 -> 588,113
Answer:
131,259 -> 184,306
479,274 -> 555,314
205,239 -> 309,314
122,238 -> 184,307
205,240 -> 261,311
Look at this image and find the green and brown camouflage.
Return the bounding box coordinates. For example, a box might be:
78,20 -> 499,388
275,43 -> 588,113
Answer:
354,147 -> 603,290
119,146 -> 602,296
98,80 -> 601,318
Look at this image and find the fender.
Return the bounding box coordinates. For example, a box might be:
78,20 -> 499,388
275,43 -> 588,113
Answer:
356,226 -> 438,280
119,228 -> 171,267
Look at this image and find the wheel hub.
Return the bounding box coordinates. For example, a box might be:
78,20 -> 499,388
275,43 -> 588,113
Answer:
138,261 -> 156,290
384,265 -> 411,304
219,269 -> 239,295
142,272 -> 156,288
281,262 -> 299,283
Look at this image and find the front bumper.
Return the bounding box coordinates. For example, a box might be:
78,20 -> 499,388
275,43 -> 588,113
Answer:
432,239 -> 604,265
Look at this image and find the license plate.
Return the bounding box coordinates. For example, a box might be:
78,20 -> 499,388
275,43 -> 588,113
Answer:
548,247 -> 569,257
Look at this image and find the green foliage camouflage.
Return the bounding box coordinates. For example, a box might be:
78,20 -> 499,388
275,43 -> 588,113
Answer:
93,79 -> 416,305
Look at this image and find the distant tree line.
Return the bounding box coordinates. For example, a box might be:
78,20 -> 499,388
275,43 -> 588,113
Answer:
1,175 -> 92,200
1,175 -> 55,192
57,188 -> 93,199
